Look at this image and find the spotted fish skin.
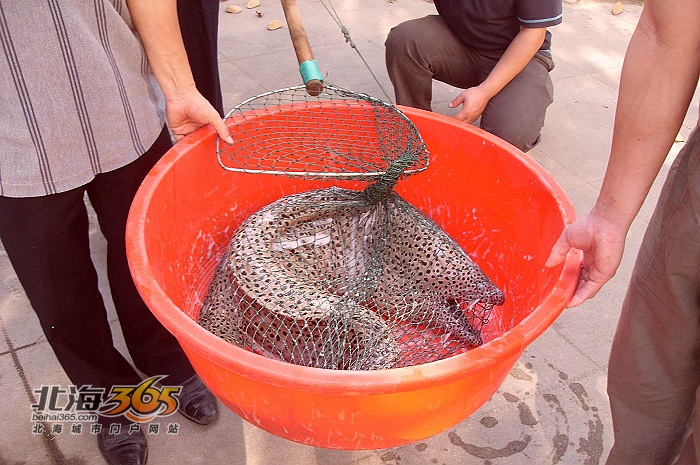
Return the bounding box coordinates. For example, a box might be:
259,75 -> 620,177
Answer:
373,194 -> 505,348
199,186 -> 504,370
200,187 -> 400,370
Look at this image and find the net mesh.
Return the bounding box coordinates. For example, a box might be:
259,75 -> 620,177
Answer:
200,84 -> 505,370
216,84 -> 429,180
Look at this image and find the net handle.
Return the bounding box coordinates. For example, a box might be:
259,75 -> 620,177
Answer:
281,0 -> 324,96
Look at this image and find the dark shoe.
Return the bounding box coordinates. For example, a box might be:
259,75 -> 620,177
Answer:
178,375 -> 219,425
97,425 -> 148,465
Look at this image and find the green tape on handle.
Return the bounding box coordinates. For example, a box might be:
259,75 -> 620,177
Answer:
299,60 -> 323,85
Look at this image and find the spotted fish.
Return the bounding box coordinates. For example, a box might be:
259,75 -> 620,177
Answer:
199,186 -> 505,370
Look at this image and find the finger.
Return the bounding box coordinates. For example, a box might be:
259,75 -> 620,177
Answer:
545,233 -> 570,268
567,278 -> 602,308
454,110 -> 468,121
566,293 -> 585,308
454,107 -> 475,122
448,95 -> 464,109
211,118 -> 233,145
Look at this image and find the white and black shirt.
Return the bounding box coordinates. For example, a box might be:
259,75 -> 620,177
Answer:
0,0 -> 166,197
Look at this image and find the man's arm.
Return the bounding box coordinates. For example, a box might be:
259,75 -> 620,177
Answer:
125,0 -> 232,143
593,0 -> 700,231
546,0 -> 700,307
450,27 -> 547,123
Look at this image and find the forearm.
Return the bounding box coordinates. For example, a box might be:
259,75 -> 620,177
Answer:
125,0 -> 232,143
125,0 -> 196,99
593,0 -> 700,230
478,27 -> 547,99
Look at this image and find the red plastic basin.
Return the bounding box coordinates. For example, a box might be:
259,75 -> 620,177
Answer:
126,106 -> 581,450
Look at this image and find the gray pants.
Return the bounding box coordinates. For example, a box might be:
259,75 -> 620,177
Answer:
385,15 -> 554,153
606,126 -> 700,464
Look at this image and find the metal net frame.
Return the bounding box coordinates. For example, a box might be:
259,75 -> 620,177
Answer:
216,84 -> 429,180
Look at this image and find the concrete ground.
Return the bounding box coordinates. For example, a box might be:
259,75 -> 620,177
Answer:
1,0 -> 699,464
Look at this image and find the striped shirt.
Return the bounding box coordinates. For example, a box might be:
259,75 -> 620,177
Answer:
434,0 -> 563,58
0,0 -> 166,197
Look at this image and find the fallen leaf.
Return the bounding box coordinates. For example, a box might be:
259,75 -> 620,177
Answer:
247,0 -> 260,8
268,19 -> 284,30
612,1 -> 624,15
225,4 -> 242,13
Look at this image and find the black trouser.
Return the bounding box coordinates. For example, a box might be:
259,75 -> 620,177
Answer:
0,127 -> 195,391
178,0 -> 224,116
